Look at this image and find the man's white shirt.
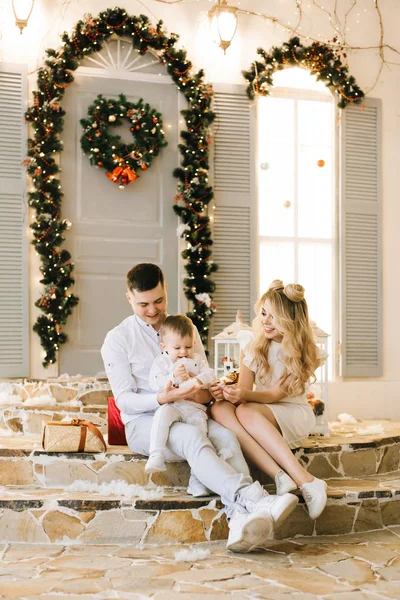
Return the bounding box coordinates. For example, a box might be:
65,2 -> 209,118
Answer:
101,314 -> 207,425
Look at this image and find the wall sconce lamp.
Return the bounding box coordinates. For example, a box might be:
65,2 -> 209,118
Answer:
209,0 -> 238,54
12,0 -> 35,34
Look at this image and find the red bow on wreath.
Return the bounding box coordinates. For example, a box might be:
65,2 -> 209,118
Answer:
106,165 -> 138,186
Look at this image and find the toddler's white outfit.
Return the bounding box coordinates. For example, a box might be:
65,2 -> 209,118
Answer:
145,352 -> 216,473
243,340 -> 327,449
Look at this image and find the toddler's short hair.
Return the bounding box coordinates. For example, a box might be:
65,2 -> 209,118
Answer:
161,315 -> 194,339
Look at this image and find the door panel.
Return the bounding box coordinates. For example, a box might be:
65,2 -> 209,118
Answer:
59,74 -> 179,375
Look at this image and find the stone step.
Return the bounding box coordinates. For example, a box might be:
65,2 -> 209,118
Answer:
0,404 -> 107,436
1,420 -> 400,489
0,376 -> 111,402
0,475 -> 399,545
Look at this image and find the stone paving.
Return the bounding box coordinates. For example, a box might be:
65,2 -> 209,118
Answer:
1,380 -> 400,595
0,527 -> 400,599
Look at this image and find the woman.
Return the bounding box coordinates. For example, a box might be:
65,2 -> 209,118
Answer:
210,280 -> 328,520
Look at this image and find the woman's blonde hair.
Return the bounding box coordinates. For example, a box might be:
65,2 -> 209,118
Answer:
251,280 -> 319,396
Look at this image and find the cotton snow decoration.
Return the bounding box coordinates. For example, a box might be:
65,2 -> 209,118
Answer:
24,395 -> 57,407
174,547 -> 210,562
67,479 -> 164,499
0,382 -> 21,406
337,413 -> 358,424
356,424 -> 384,436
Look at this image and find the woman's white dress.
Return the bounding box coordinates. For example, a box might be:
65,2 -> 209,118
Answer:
243,340 -> 316,449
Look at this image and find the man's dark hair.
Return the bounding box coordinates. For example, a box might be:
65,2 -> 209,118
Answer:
126,263 -> 165,292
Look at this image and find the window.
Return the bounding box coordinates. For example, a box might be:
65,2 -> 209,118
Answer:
257,68 -> 335,376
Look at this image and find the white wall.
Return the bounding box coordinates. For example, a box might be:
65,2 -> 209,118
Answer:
1,0 -> 399,418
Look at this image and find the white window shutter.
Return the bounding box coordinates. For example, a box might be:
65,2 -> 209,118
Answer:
0,64 -> 29,377
211,86 -> 253,335
339,98 -> 382,377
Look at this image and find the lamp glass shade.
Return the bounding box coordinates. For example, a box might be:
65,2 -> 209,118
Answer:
209,1 -> 238,53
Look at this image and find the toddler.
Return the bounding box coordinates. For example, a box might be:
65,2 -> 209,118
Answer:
145,315 -> 216,475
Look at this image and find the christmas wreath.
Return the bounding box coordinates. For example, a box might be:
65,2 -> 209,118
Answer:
243,36 -> 364,108
80,94 -> 167,189
25,8 -> 217,366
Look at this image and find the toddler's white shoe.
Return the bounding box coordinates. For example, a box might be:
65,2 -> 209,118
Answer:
300,477 -> 328,520
187,473 -> 212,497
239,481 -> 298,529
275,470 -> 297,495
145,453 -> 166,473
227,506 -> 273,553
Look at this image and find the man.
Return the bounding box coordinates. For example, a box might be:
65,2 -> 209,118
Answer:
101,263 -> 298,552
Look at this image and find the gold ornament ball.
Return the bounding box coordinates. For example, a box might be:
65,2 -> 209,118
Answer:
108,115 -> 117,123
317,159 -> 325,167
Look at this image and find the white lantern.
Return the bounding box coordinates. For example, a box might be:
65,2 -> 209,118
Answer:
209,0 -> 238,54
308,322 -> 329,437
212,311 -> 252,378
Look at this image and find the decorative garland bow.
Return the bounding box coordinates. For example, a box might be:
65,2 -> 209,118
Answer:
106,164 -> 137,185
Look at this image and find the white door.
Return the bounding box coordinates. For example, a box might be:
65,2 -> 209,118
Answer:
59,52 -> 179,375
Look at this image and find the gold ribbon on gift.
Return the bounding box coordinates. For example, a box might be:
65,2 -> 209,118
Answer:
41,418 -> 107,453
106,164 -> 138,186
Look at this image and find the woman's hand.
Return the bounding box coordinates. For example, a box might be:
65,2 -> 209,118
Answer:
222,384 -> 247,405
209,381 -> 224,401
158,380 -> 201,405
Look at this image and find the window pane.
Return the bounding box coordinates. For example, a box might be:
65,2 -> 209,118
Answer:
259,241 -> 294,296
273,67 -> 332,95
298,101 -> 334,239
298,100 -> 333,146
258,98 -> 295,237
298,242 -> 333,377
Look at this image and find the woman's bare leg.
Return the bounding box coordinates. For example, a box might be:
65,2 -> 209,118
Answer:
235,402 -> 314,487
211,401 -> 282,479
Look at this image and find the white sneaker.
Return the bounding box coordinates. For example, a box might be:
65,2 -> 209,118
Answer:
227,508 -> 273,553
145,453 -> 166,473
240,482 -> 298,529
275,470 -> 297,495
187,473 -> 212,497
300,477 -> 328,520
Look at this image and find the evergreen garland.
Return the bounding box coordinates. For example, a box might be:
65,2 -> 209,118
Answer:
80,94 -> 167,188
243,36 -> 364,108
25,7 -> 217,365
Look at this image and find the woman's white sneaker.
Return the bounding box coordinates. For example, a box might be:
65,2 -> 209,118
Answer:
275,470 -> 297,495
300,477 -> 327,520
227,509 -> 273,553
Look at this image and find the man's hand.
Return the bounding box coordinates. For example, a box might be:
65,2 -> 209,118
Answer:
209,381 -> 224,401
173,364 -> 189,381
157,380 -> 202,405
222,384 -> 247,405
